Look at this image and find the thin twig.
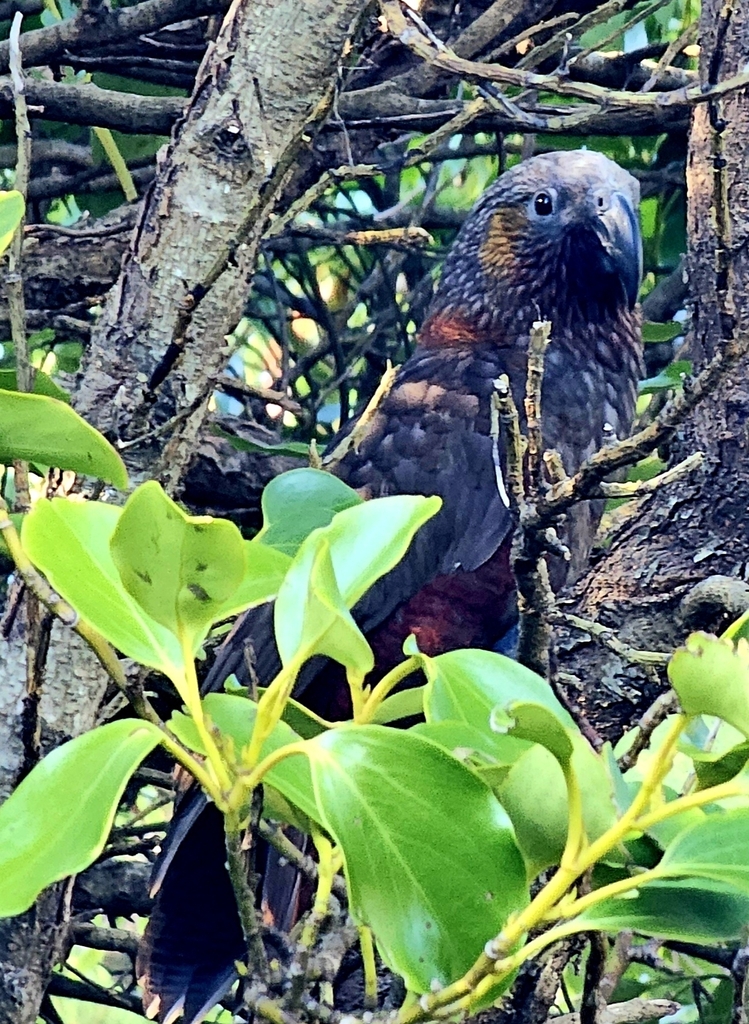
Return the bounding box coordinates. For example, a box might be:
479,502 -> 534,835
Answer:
324,362 -> 398,472
8,12 -> 31,511
598,451 -> 704,498
258,819 -> 347,900
529,330 -> 749,529
617,691 -> 678,772
493,374 -> 525,505
524,320 -> 552,497
641,22 -> 698,93
554,612 -> 672,669
215,374 -> 304,416
225,800 -> 269,983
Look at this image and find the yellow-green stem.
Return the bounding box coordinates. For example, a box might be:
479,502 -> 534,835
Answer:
551,866 -> 665,922
359,655 -> 420,723
93,127 -> 137,202
301,832 -> 335,947
559,763 -> 585,871
179,639 -> 233,798
349,669 -> 366,721
635,779 -> 748,831
239,741 -> 308,796
157,724 -> 222,803
243,657 -> 302,768
359,926 -> 378,1009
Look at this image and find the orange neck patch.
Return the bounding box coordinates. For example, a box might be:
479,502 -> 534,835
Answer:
479,207 -> 526,276
419,310 -> 493,349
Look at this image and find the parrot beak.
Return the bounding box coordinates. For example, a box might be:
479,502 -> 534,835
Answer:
592,190 -> 643,309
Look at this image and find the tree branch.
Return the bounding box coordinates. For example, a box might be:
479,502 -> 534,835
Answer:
0,0 -> 228,74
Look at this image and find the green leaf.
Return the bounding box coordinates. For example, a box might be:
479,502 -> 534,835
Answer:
22,499 -> 183,678
111,481 -> 246,651
370,685 -> 426,725
421,649 -> 616,875
274,494 -> 440,668
723,607 -> 749,643
0,190 -> 24,254
657,807 -> 749,891
669,633 -> 749,737
497,739 -> 617,877
275,536 -> 375,675
641,320 -> 684,343
412,720 -> 527,764
573,879 -> 749,943
497,744 -> 571,876
280,697 -> 330,739
492,701 -> 574,767
682,740 -> 749,791
213,425 -> 310,459
0,368 -> 69,403
214,541 -> 291,620
0,719 -> 161,916
638,360 -> 692,395
256,468 -> 362,556
0,392 -> 127,488
169,693 -> 318,826
306,725 -> 528,993
423,648 -> 575,730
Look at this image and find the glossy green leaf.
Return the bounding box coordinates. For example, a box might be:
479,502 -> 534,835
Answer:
169,693 -> 318,825
723,607 -> 749,644
0,368 -> 69,403
412,720 -> 530,766
682,740 -> 749,791
214,541 -> 291,620
306,725 -> 528,993
276,536 -> 374,674
22,499 -> 183,677
669,633 -> 749,737
423,648 -> 575,730
0,190 -> 24,254
256,468 -> 362,556
421,649 -> 615,875
0,391 -> 127,488
370,684 -> 426,725
657,807 -> 749,890
498,739 -> 617,877
498,744 -> 571,876
492,701 -> 574,767
573,879 -> 749,943
0,719 -> 161,916
111,481 -> 245,649
274,494 -> 440,668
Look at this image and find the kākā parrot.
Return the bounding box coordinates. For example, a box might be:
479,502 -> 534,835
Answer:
138,149 -> 643,1024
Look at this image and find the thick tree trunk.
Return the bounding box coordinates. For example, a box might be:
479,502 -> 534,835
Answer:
557,0 -> 749,740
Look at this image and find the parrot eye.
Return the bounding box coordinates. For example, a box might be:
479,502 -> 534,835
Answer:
533,191 -> 554,216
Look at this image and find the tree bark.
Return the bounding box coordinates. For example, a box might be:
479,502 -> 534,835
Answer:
556,0 -> 749,741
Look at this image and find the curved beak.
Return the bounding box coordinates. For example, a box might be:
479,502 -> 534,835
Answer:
593,191 -> 643,309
